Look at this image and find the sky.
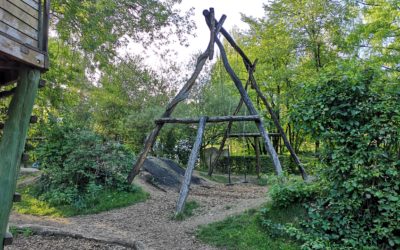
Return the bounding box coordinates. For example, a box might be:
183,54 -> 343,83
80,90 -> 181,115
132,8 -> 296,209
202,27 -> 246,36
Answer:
123,0 -> 267,70
175,0 -> 266,61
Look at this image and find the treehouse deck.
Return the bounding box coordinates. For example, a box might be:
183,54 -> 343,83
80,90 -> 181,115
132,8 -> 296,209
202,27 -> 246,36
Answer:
0,0 -> 49,85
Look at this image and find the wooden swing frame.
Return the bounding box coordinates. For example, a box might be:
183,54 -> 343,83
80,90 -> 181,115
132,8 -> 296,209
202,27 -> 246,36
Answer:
127,8 -> 308,214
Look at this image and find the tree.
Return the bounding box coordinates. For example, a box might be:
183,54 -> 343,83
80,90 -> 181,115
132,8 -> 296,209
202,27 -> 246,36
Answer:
51,0 -> 195,65
90,56 -> 170,151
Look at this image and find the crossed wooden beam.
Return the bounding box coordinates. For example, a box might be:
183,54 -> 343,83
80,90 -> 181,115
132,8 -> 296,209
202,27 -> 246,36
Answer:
126,8 -> 308,214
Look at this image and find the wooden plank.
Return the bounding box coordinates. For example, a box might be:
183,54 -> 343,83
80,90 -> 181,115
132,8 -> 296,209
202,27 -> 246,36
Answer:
0,0 -> 38,30
0,8 -> 37,39
0,67 -> 40,250
7,0 -> 38,18
0,21 -> 38,47
0,32 -> 45,69
176,117 -> 206,214
21,0 -> 38,10
155,115 -> 260,125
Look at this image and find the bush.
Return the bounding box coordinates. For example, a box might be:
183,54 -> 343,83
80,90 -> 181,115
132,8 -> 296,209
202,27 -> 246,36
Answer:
292,70 -> 400,249
269,175 -> 322,208
34,119 -> 136,209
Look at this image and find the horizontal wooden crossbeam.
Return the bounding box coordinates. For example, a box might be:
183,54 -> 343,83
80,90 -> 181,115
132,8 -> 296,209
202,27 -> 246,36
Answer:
228,132 -> 280,138
155,115 -> 260,125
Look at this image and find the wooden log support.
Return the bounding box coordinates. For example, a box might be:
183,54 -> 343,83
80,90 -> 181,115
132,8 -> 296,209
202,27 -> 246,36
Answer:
227,132 -> 281,138
250,77 -> 308,180
204,10 -> 308,180
208,8 -> 215,60
255,137 -> 261,178
0,67 -> 40,249
155,115 -> 260,125
127,50 -> 210,184
209,25 -> 283,176
176,117 -> 206,214
0,88 -> 16,99
207,81 -> 249,176
127,9 -> 218,184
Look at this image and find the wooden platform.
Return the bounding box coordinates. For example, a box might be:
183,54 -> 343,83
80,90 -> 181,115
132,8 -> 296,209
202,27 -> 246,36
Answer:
0,0 -> 49,84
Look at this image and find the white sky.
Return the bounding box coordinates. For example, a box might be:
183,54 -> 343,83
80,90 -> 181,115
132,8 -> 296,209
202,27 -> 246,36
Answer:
174,0 -> 266,61
123,0 -> 267,70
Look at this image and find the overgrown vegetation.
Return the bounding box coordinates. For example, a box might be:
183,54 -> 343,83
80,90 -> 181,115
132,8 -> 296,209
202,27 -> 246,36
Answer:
22,119 -> 149,215
260,70 -> 400,249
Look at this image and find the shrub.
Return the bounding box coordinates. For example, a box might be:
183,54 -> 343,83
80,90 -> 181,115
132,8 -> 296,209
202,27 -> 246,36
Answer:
292,70 -> 400,249
34,119 -> 136,209
269,175 -> 322,208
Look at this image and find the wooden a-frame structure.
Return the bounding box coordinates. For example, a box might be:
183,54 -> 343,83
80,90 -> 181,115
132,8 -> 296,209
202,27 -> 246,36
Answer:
127,8 -> 308,214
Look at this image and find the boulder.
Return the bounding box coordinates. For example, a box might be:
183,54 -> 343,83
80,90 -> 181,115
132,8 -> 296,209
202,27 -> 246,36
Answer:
142,157 -> 204,189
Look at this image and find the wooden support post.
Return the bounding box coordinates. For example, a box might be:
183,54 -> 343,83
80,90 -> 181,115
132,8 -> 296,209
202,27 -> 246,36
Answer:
211,32 -> 283,176
176,117 -> 206,214
127,9 -> 218,184
0,67 -> 40,250
255,137 -> 261,179
127,47 -> 210,184
204,10 -> 307,180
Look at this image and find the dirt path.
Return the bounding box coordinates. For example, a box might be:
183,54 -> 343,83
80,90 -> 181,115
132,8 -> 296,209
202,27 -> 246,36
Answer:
8,176 -> 268,250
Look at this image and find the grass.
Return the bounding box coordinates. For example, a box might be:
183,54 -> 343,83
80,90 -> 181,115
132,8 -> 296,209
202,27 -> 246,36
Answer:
14,185 -> 149,217
197,206 -> 303,250
9,226 -> 34,238
174,200 -> 200,220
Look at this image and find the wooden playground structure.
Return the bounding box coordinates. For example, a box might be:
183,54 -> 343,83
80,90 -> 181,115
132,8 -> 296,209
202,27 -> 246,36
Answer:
0,0 -> 50,248
127,8 -> 309,215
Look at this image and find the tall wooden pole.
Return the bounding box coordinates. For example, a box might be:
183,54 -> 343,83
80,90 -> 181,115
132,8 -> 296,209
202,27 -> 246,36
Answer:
213,36 -> 283,176
0,68 -> 40,249
176,117 -> 206,214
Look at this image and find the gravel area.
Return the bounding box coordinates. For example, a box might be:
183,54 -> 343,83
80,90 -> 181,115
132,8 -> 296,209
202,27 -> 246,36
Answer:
7,174 -> 268,250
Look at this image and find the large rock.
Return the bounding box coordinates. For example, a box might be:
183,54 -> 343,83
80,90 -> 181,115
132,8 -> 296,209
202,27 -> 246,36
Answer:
142,157 -> 204,189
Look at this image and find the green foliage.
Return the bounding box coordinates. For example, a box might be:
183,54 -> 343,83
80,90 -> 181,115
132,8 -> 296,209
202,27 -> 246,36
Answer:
292,70 -> 400,249
197,209 -> 301,250
269,176 -> 322,209
33,118 -> 138,210
51,0 -> 195,64
174,201 -> 200,221
9,226 -> 33,238
14,186 -> 148,217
